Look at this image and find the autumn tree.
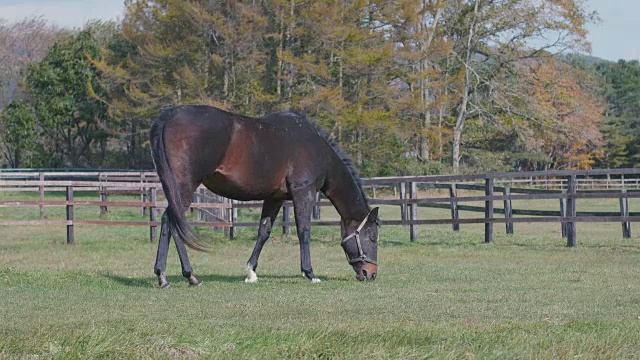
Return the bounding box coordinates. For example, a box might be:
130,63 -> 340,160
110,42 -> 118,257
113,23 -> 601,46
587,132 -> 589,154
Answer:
438,0 -> 595,172
389,0 -> 450,167
85,0 -> 604,174
521,58 -> 603,169
93,0 -> 272,166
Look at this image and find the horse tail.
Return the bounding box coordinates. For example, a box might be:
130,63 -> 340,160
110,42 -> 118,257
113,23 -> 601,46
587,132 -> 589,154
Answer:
151,106 -> 208,252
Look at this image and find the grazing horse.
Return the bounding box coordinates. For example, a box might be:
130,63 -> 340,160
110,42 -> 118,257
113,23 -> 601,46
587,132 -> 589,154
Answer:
150,105 -> 379,288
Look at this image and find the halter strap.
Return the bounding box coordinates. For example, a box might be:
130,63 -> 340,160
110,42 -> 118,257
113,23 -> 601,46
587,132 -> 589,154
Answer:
341,213 -> 377,266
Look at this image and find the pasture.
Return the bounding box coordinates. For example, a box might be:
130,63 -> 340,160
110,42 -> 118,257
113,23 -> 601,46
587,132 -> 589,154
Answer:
1,191 -> 640,359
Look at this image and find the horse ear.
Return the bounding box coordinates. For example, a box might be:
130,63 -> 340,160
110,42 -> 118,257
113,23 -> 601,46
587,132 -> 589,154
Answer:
368,207 -> 380,223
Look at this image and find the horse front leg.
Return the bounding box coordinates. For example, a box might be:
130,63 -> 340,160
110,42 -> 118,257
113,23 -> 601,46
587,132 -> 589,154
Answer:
246,198 -> 283,283
154,211 -> 171,288
290,187 -> 320,283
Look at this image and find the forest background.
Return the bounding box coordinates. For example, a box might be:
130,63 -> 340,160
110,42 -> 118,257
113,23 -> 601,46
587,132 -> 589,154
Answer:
1,0 -> 638,177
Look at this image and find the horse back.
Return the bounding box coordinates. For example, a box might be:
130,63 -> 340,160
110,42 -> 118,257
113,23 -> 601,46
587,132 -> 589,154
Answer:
161,105 -> 333,201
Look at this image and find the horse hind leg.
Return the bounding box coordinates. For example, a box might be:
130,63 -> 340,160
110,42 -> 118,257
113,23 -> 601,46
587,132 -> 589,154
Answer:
154,211 -> 171,288
245,198 -> 283,283
174,180 -> 203,286
174,233 -> 202,286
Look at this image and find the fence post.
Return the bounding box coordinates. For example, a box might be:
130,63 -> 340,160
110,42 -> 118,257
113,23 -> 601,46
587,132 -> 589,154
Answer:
39,172 -> 45,220
567,175 -> 577,247
620,189 -> 631,239
504,186 -> 513,235
149,187 -> 157,242
223,198 -> 230,237
372,186 -> 377,199
141,172 -> 147,216
230,200 -> 237,239
66,186 -> 74,244
195,187 -> 202,221
409,182 -> 418,242
560,190 -> 568,238
282,202 -> 290,235
400,182 -> 407,224
449,184 -> 459,231
485,177 -> 494,243
99,173 -> 108,215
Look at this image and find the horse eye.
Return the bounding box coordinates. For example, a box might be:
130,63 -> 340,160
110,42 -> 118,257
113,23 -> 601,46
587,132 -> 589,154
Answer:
369,233 -> 377,243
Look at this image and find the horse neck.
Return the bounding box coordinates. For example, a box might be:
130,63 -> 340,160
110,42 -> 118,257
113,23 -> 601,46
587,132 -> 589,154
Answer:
324,164 -> 370,225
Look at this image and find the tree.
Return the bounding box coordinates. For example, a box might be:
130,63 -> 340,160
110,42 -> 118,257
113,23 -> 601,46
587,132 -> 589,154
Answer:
26,26 -> 111,167
93,0 -> 272,167
595,60 -> 640,167
0,101 -> 38,167
85,0 -> 603,175
439,0 -> 595,172
0,18 -> 65,110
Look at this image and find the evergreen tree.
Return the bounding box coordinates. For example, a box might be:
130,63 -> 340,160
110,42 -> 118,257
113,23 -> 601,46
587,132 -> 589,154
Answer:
26,27 -> 111,167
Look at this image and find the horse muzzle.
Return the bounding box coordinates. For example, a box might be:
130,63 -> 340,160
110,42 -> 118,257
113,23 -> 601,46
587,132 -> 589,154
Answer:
354,263 -> 378,281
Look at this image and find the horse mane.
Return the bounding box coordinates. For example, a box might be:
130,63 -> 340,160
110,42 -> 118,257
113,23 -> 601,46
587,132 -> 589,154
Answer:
276,111 -> 369,208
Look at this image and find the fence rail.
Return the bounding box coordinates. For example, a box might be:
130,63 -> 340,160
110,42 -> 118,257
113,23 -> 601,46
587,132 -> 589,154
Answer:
1,168 -> 639,246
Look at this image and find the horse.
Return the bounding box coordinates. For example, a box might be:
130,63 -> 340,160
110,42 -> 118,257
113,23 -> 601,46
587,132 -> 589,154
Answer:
150,104 -> 379,288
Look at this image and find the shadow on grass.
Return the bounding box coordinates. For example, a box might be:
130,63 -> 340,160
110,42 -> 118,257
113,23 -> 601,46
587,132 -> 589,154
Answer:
102,272 -> 348,287
102,273 -> 245,288
255,274 -> 349,282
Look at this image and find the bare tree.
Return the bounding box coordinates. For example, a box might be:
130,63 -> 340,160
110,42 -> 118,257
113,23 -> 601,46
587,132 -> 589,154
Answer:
0,17 -> 66,109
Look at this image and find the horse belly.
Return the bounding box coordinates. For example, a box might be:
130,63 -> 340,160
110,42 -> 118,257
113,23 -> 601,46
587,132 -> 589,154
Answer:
205,123 -> 290,200
202,172 -> 288,201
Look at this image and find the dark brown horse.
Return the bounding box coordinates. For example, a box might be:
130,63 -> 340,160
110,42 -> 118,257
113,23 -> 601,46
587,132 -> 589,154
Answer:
150,105 -> 379,288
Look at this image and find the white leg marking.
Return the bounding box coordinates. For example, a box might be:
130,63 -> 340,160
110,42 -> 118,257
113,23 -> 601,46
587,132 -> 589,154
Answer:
302,272 -> 321,283
245,264 -> 258,283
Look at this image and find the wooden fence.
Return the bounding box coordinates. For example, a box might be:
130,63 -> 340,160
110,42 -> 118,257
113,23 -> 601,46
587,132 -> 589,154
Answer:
1,168 -> 639,247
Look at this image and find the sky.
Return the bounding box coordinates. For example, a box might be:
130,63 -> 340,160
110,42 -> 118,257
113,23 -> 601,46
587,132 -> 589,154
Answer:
0,0 -> 638,61
0,0 -> 124,29
586,0 -> 640,61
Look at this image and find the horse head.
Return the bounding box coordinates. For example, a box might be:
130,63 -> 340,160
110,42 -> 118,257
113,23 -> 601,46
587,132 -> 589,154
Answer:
341,207 -> 379,281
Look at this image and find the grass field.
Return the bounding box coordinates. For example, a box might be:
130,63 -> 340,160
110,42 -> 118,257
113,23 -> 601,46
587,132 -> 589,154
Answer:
1,191 -> 640,359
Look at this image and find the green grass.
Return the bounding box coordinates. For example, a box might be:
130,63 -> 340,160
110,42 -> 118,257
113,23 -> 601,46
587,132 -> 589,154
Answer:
1,192 -> 640,359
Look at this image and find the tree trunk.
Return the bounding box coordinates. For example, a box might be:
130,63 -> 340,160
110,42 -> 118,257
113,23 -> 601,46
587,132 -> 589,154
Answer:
276,9 -> 284,96
417,2 -> 442,162
419,114 -> 430,160
129,119 -> 137,169
356,129 -> 363,166
223,64 -> 229,104
451,0 -> 479,173
452,96 -> 468,171
284,0 -> 295,103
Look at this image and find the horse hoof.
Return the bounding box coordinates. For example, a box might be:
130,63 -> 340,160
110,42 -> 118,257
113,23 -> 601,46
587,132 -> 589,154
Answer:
188,275 -> 202,287
302,272 -> 320,283
246,266 -> 258,283
157,272 -> 170,288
